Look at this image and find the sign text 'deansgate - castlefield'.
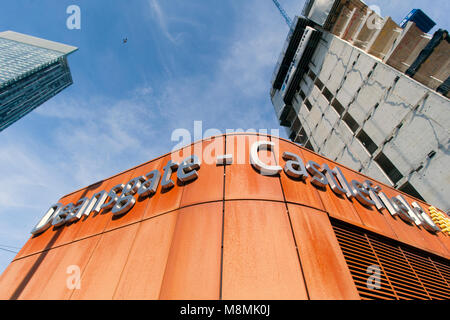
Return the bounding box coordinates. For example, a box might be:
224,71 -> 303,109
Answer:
31,141 -> 444,236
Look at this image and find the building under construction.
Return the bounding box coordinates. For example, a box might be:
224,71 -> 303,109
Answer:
270,0 -> 450,214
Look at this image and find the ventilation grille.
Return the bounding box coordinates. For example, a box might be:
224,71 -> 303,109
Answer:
332,220 -> 450,300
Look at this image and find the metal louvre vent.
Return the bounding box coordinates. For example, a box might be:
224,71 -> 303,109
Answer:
332,220 -> 450,300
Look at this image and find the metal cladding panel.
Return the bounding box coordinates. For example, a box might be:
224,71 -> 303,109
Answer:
113,212 -> 179,300
287,204 -> 360,300
293,146 -> 365,226
1,134 -> 449,300
376,185 -> 450,258
0,254 -> 40,299
272,138 -> 324,211
140,147 -> 192,220
70,224 -> 140,300
336,164 -> 399,239
13,189 -> 87,259
10,243 -> 65,299
51,183 -> 107,248
53,170 -> 136,251
36,236 -> 99,299
222,200 -> 308,300
179,136 -> 225,207
225,134 -> 284,202
19,236 -> 98,300
158,202 -> 223,300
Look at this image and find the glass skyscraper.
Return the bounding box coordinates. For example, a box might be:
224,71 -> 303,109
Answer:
0,31 -> 77,131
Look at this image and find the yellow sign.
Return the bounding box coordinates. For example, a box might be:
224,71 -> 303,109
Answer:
429,207 -> 450,236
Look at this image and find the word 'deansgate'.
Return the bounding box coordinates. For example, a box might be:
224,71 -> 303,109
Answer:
31,140 -> 442,235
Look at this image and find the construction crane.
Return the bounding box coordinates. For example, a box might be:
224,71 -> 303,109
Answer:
272,0 -> 293,29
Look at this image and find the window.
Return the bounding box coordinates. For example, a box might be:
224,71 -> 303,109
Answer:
286,107 -> 297,126
314,77 -> 324,90
322,86 -> 333,102
295,127 -> 308,144
308,69 -> 316,81
331,98 -> 345,116
356,130 -> 378,155
343,113 -> 359,133
291,117 -> 301,135
299,90 -> 306,100
304,140 -> 315,152
375,152 -> 403,184
399,182 -> 425,202
289,130 -> 296,141
304,99 -> 313,111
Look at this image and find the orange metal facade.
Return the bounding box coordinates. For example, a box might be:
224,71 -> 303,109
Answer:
0,133 -> 449,300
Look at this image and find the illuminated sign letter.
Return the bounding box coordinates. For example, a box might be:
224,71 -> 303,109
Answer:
177,155 -> 201,183
351,180 -> 375,207
123,176 -> 147,196
161,160 -> 179,191
30,203 -> 63,235
88,190 -> 109,215
282,152 -> 308,180
306,161 -> 327,188
101,184 -> 124,211
322,164 -> 346,195
65,197 -> 90,223
363,181 -> 385,210
112,194 -> 136,216
137,170 -> 161,199
333,167 -> 355,199
110,178 -> 147,216
29,142 -> 448,237
395,195 -> 423,226
52,203 -> 75,227
411,202 -> 441,233
390,197 -> 414,224
250,141 -> 282,176
379,192 -> 414,224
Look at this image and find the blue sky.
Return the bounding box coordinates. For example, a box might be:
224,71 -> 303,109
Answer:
0,0 -> 448,273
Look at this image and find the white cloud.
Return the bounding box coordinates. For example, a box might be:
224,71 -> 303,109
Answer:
10,0 -> 290,215
148,0 -> 183,44
0,0 -> 295,273
38,94 -> 164,184
143,0 -> 293,132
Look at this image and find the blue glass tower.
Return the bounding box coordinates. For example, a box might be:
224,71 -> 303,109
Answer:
0,31 -> 77,132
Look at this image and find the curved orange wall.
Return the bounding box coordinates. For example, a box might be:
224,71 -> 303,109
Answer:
0,134 -> 449,300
